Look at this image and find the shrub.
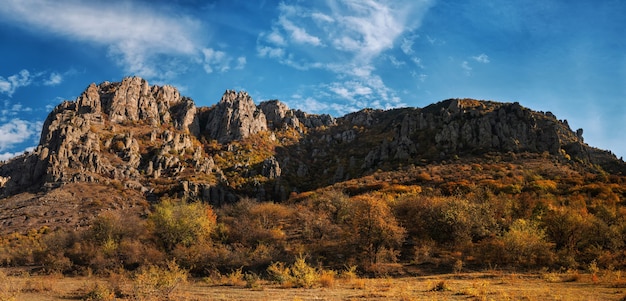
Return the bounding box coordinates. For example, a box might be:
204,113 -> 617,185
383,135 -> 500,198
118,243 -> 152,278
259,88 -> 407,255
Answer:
339,265 -> 359,280
267,261 -> 292,285
502,219 -> 554,267
290,255 -> 318,288
132,260 -> 188,299
224,268 -> 246,286
267,255 -> 322,288
318,270 -> 336,288
82,283 -> 115,301
348,195 -> 406,265
150,198 -> 217,251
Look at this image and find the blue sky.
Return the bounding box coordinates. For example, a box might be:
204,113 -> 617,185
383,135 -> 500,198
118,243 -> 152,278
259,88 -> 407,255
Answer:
0,0 -> 625,160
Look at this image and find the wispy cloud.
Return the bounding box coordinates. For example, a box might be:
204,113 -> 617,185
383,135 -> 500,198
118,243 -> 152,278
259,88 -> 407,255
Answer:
472,53 -> 490,63
257,0 -> 434,114
0,69 -> 65,96
330,81 -> 373,101
387,55 -> 406,67
0,0 -> 207,80
43,72 -> 63,86
286,95 -> 331,114
0,70 -> 31,97
401,35 -> 418,55
0,119 -> 42,152
278,15 -> 323,46
235,57 -> 247,70
1,99 -> 34,122
202,48 -> 231,74
462,61 -> 472,75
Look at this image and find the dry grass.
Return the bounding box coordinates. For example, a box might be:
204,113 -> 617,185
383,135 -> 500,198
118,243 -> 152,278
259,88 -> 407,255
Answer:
2,268 -> 626,301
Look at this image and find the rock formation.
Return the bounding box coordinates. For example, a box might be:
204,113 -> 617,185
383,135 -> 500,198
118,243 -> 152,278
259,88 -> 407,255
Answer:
0,77 -> 624,206
205,90 -> 268,142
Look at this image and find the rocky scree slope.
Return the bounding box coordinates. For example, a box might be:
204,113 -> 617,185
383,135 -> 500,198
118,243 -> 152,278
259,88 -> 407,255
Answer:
0,77 -> 624,231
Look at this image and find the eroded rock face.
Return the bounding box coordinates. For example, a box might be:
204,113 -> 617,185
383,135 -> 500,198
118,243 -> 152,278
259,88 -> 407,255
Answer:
205,90 -> 268,142
258,100 -> 336,133
0,77 -> 211,197
0,77 -> 344,198
1,77 -> 623,202
359,99 -> 589,169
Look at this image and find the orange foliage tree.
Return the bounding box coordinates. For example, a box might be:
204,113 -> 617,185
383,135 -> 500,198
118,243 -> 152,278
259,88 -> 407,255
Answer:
348,195 -> 406,265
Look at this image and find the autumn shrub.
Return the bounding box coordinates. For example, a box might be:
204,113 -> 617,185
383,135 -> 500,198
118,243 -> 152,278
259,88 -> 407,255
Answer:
473,237 -> 507,266
41,212 -> 160,275
132,260 -> 188,300
267,255 -> 322,288
396,195 -> 497,248
339,264 -> 359,280
502,219 -> 554,267
149,198 -> 217,251
290,255 -> 319,288
218,198 -> 292,247
0,228 -> 48,267
292,190 -> 352,267
224,267 -> 246,286
82,283 -> 115,301
266,261 -> 291,285
542,208 -> 588,265
318,269 -> 336,288
347,195 -> 406,266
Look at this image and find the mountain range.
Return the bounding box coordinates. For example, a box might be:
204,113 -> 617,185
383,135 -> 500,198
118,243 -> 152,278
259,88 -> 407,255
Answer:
0,76 -> 624,234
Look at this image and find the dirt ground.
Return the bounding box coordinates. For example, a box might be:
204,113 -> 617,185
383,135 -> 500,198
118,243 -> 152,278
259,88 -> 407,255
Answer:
2,270 -> 626,301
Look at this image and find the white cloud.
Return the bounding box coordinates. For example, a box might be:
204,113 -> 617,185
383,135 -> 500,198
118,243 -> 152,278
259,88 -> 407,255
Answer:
235,57 -> 247,70
0,119 -> 42,152
401,36 -> 416,55
472,53 -> 490,63
330,81 -> 373,101
278,16 -> 323,46
0,70 -> 31,96
462,61 -> 472,75
257,0 -> 433,114
257,46 -> 285,59
0,146 -> 36,161
2,100 -> 33,121
0,0 -> 203,80
0,151 -> 21,161
43,72 -> 63,86
287,96 -> 330,114
411,57 -> 424,69
388,55 -> 406,67
267,31 -> 287,46
311,12 -> 334,23
260,1 -> 434,66
202,48 -> 232,74
411,72 -> 428,82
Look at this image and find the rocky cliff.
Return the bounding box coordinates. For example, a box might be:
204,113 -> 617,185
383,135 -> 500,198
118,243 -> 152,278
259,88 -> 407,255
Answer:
0,77 -> 623,209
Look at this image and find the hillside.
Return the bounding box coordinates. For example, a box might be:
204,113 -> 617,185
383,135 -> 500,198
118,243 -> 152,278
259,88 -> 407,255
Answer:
0,77 -> 625,275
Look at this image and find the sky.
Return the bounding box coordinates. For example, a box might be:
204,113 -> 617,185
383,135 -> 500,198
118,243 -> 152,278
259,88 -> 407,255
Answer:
0,0 -> 625,160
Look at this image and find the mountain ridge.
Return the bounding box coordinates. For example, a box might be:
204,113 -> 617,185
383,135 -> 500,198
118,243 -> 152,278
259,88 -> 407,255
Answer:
0,76 -> 624,233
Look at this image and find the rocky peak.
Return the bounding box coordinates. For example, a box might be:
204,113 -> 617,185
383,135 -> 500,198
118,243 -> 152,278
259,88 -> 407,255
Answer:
205,90 -> 268,142
0,77 -> 214,198
258,100 -> 297,131
295,110 -> 336,129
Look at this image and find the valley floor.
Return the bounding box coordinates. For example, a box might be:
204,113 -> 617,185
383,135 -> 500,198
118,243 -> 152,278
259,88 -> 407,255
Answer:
2,269 -> 625,301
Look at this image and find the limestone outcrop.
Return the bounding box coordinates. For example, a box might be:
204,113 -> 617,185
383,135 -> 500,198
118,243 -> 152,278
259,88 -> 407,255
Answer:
205,90 -> 268,142
1,78 -> 624,203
